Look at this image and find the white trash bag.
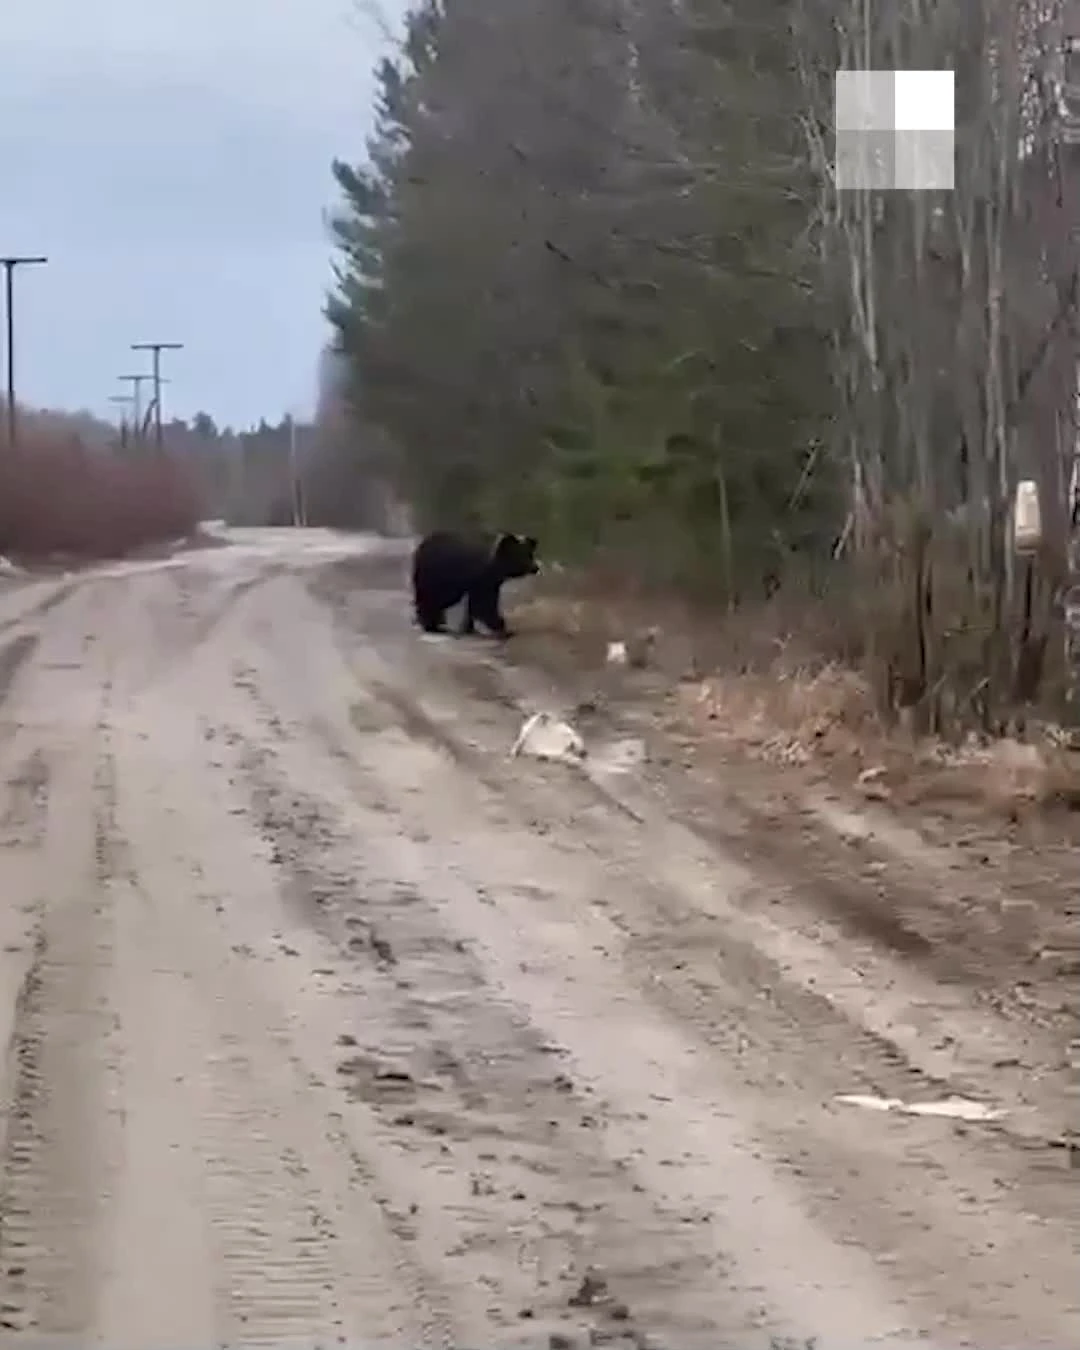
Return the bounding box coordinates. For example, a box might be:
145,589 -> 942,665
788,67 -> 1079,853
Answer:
510,711 -> 586,763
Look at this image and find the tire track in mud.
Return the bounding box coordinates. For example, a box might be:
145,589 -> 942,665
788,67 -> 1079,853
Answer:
0,581 -> 139,1337
93,734 -> 364,1346
0,750 -> 49,842
174,565 -> 282,651
100,692 -> 456,1345
0,604 -> 99,1339
196,995 -> 414,1345
0,635 -> 39,716
208,714 -> 594,1344
197,1023 -> 448,1349
0,924 -> 47,1333
178,912 -> 439,1347
118,567 -> 276,694
214,717 -> 737,1349
0,682 -> 118,1339
0,581 -> 78,643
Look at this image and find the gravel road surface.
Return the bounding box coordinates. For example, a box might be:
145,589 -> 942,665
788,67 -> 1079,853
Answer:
0,528 -> 1075,1349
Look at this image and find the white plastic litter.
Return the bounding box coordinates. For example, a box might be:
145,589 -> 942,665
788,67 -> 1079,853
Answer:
510,711 -> 586,763
834,1093 -> 1003,1122
606,640 -> 628,666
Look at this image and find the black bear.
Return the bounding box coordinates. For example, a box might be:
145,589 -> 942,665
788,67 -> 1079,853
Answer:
411,530 -> 540,638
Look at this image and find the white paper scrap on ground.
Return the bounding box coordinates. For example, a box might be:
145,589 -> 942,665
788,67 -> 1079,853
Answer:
606,640 -> 628,666
834,1093 -> 1003,1122
510,711 -> 586,763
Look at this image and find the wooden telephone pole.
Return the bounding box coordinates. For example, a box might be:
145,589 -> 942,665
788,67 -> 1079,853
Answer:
131,341 -> 183,451
1,255 -> 47,447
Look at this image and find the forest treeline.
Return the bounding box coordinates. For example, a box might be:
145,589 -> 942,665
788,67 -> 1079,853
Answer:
324,0 -> 1080,735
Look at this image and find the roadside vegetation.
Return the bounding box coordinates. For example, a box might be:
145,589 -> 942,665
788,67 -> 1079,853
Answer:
0,409 -> 201,563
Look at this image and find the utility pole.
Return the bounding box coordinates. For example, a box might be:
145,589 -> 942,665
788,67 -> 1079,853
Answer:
108,393 -> 134,416
131,340 -> 182,451
139,379 -> 172,444
1,255 -> 47,447
108,392 -> 136,451
286,413 -> 306,527
117,373 -> 151,445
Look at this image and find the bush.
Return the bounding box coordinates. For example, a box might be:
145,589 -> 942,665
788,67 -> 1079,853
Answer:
0,430 -> 203,561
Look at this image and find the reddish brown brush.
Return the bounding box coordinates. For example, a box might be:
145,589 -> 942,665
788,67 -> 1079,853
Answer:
0,430 -> 202,561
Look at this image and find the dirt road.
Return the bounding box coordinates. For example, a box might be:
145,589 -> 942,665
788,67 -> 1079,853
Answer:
0,529 -> 1075,1349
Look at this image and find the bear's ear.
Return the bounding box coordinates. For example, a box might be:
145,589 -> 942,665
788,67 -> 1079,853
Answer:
523,535 -> 538,553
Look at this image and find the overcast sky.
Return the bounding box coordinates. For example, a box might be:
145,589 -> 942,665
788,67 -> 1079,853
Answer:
1,0 -> 401,430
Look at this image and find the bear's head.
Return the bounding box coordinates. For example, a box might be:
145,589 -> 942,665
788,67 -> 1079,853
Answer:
492,532 -> 540,579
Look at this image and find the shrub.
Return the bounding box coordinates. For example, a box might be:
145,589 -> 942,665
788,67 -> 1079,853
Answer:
0,431 -> 202,561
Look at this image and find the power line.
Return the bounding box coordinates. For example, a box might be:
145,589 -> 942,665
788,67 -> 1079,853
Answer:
1,255 -> 48,448
131,341 -> 183,451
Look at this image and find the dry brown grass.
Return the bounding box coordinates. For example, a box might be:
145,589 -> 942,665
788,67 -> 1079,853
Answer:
0,429 -> 202,562
685,669 -> 1080,814
514,576 -> 1080,823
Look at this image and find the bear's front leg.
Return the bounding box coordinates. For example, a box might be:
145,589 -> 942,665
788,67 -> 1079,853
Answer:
466,586 -> 509,638
416,601 -> 448,634
479,597 -> 511,639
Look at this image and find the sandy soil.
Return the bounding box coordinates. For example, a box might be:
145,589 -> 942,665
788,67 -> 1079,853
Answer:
0,529 -> 1076,1349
